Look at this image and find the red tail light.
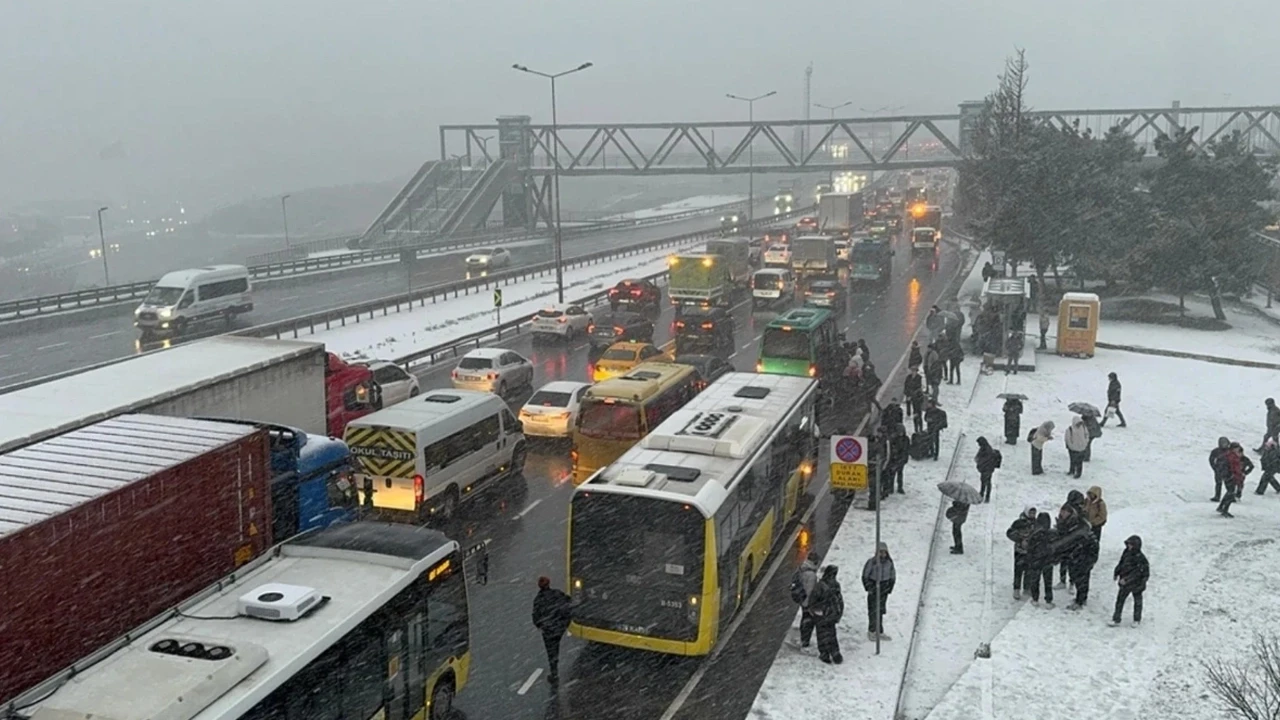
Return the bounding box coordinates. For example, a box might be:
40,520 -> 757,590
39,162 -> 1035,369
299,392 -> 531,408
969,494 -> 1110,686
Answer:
701,321 -> 714,330
614,326 -> 624,335
587,323 -> 596,333
630,289 -> 642,296
413,475 -> 425,505
487,372 -> 498,380
558,316 -> 567,324
675,320 -> 686,329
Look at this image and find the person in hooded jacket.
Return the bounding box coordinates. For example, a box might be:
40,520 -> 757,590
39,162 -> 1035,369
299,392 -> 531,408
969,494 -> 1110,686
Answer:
1003,397 -> 1024,445
888,422 -> 910,494
908,340 -> 923,369
532,577 -> 574,685
794,551 -> 820,647
1085,486 -> 1108,543
1081,412 -> 1103,462
1006,507 -> 1037,599
809,565 -> 845,664
924,399 -> 948,461
946,330 -> 965,384
881,397 -> 904,429
903,367 -> 925,433
1024,512 -> 1057,606
1029,421 -> 1055,475
1217,442 -> 1254,518
1260,398 -> 1280,451
947,500 -> 970,554
974,436 -> 1002,503
1099,372 -> 1127,427
1064,415 -> 1090,478
862,543 -> 895,641
1209,436 -> 1231,502
924,343 -> 944,401
1058,511 -> 1099,610
1111,535 -> 1150,626
857,339 -> 871,365
1056,491 -> 1087,588
1257,438 -> 1280,495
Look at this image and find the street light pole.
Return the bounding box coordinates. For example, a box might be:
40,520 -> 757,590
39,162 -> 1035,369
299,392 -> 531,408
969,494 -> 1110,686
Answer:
513,61 -> 594,304
96,206 -> 110,286
727,91 -> 776,224
814,101 -> 853,183
478,135 -> 494,165
281,194 -> 292,250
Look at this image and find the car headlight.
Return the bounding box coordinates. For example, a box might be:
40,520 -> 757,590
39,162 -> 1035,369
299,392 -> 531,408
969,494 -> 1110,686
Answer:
158,308 -> 173,319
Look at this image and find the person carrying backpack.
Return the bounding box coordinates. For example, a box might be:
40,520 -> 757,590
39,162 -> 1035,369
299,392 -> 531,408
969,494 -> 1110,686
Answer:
809,565 -> 845,664
789,551 -> 821,648
975,436 -> 1003,503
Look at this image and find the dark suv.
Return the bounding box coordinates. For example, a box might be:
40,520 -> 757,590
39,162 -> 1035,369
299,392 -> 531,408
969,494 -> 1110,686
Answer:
588,310 -> 655,350
608,278 -> 662,312
673,306 -> 735,355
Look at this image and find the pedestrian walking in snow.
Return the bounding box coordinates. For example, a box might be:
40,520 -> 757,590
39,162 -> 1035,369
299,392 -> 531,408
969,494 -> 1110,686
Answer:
810,566 -> 845,664
924,399 -> 948,461
974,436 -> 1002,503
924,343 -> 944,401
947,500 -> 970,554
1029,421 -> 1054,475
1099,372 -> 1127,428
862,543 -> 895,641
1003,397 -> 1024,445
1110,535 -> 1149,626
1085,486 -> 1108,543
531,576 -> 573,685
789,551 -> 821,648
1005,331 -> 1024,375
1260,398 -> 1280,451
888,423 -> 909,494
946,332 -> 964,384
1210,436 -> 1231,502
903,367 -> 925,433
982,261 -> 996,282
1024,512 -> 1057,606
908,340 -> 923,370
1257,439 -> 1280,495
1217,442 -> 1254,518
1064,415 -> 1090,479
1038,311 -> 1051,350
1006,507 -> 1037,599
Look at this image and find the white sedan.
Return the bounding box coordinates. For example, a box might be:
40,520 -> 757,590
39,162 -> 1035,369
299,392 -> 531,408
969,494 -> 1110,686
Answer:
362,360 -> 420,407
531,303 -> 591,339
451,347 -> 533,397
519,381 -> 591,438
465,248 -> 512,270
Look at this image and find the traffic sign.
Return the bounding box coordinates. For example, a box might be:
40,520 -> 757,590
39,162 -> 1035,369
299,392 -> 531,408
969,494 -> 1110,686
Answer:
830,434 -> 868,491
493,289 -> 503,308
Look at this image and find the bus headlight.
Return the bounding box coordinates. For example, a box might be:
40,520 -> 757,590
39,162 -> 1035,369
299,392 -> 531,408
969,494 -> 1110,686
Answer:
689,596 -> 698,605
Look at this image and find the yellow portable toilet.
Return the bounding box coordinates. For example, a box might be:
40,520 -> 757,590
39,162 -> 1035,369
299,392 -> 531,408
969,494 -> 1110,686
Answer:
1057,292 -> 1100,357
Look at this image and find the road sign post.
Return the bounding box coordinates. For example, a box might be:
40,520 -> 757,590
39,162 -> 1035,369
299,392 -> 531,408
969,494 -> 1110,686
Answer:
829,435 -> 868,493
494,288 -> 503,334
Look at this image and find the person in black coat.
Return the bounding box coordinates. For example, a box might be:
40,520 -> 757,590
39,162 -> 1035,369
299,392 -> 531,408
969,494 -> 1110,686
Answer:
532,577 -> 573,685
862,543 -> 896,640
881,397 -> 904,429
1257,439 -> 1280,495
1260,398 -> 1280,452
908,340 -> 923,369
1023,512 -> 1057,605
888,422 -> 910,494
903,368 -> 925,433
974,436 -> 1002,503
947,500 -> 970,554
1058,513 -> 1099,610
924,399 -> 948,461
810,565 -> 845,664
1099,372 -> 1127,427
1210,436 -> 1231,502
1002,397 -> 1024,445
1111,535 -> 1150,625
1006,507 -> 1037,599
946,331 -> 964,384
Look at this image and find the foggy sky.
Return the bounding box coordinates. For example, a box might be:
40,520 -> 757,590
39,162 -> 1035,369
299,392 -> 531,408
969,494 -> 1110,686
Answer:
1,0 -> 1270,211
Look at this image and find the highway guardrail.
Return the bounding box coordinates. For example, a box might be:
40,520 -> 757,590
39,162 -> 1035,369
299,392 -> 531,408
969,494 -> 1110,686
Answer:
0,196 -> 764,323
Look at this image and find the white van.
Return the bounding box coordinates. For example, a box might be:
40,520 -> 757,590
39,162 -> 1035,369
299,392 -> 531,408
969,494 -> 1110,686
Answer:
752,268 -> 795,308
343,388 -> 526,521
134,264 -> 253,337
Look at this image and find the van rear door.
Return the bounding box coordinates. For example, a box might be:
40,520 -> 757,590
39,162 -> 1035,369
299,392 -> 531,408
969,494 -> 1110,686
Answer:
344,424 -> 420,511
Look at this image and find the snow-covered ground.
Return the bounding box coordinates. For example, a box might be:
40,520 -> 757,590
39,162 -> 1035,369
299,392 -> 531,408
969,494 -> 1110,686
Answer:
316,237 -> 708,360
1094,292 -> 1280,366
600,194 -> 745,221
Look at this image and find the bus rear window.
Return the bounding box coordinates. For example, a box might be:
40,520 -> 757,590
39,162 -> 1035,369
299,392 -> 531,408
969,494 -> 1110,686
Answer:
761,327 -> 813,361
577,400 -> 642,440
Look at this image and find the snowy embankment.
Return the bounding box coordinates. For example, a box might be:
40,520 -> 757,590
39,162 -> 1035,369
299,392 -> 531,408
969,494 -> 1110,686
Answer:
600,194 -> 745,221
317,237 -> 707,360
1094,292 -> 1280,366
913,347 -> 1280,720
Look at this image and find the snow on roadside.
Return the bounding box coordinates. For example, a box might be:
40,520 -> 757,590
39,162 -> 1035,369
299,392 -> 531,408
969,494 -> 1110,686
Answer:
1095,293 -> 1280,365
600,195 -> 745,221
915,345 -> 1280,720
750,354 -> 983,720
317,238 -> 707,360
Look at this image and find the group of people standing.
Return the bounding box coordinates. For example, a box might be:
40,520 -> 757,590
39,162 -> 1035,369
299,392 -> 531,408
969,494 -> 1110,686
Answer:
791,543 -> 898,664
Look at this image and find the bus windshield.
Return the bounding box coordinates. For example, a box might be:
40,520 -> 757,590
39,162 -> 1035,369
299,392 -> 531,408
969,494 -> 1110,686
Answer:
571,493 -> 704,640
577,400 -> 643,440
761,327 -> 813,361
143,286 -> 184,306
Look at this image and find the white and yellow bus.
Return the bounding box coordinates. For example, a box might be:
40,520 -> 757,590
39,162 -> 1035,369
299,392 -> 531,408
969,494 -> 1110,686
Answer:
567,371 -> 819,656
8,523 -> 473,720
571,362 -> 699,485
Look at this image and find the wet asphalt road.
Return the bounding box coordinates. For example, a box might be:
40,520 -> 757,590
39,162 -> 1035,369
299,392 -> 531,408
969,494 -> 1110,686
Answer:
410,234 -> 970,720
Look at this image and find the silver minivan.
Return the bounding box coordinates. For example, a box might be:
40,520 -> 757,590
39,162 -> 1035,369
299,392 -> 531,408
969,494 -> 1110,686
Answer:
134,264 -> 253,338
752,268 -> 795,309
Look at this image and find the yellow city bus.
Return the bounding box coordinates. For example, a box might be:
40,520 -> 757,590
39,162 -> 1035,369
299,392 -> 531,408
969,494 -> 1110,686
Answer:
571,362 -> 699,485
567,372 -> 819,656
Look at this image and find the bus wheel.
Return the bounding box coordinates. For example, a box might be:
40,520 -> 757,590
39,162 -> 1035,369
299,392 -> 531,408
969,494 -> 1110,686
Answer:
430,678 -> 455,720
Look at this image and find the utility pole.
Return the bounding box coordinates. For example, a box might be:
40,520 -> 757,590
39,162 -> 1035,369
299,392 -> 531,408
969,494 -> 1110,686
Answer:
96,206 -> 110,285
727,91 -> 777,223
281,194 -> 292,250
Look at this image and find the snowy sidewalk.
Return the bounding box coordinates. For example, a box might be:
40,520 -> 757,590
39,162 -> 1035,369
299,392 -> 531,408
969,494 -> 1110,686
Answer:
749,357 -> 984,720
315,236 -> 709,360
910,343 -> 1280,720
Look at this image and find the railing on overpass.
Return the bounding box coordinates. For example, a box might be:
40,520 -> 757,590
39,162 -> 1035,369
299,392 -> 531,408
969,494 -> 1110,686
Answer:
0,196 -> 759,324
442,103 -> 1280,175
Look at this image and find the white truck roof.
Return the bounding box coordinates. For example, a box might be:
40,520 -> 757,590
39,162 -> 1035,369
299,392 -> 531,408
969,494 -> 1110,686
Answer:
0,336 -> 323,454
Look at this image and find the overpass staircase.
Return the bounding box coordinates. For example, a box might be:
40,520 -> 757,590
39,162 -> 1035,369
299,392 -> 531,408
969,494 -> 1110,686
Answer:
359,158 -> 513,249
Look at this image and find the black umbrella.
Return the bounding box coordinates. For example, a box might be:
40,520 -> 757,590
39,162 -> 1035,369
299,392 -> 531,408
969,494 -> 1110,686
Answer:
1069,402 -> 1101,417
998,392 -> 1029,400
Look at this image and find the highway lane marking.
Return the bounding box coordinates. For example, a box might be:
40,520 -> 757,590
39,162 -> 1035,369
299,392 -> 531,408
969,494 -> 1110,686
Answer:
658,243 -> 971,720
515,498 -> 543,519
36,342 -> 68,351
89,331 -> 120,340
516,668 -> 543,695
0,353 -> 9,360
278,294 -> 301,302
0,371 -> 29,382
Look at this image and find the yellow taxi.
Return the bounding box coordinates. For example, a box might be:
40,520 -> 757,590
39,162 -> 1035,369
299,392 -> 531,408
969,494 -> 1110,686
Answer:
591,341 -> 672,382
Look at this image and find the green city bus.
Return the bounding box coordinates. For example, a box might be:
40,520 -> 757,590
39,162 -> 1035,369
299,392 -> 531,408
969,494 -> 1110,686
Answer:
756,308 -> 840,378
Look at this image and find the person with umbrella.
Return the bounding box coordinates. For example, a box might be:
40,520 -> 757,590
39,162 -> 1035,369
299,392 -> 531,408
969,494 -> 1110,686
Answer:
1029,420 -> 1055,475
939,481 -> 980,554
1001,394 -> 1026,445
925,399 -> 948,461
862,542 -> 895,641
1065,415 -> 1090,479
974,436 -> 1003,503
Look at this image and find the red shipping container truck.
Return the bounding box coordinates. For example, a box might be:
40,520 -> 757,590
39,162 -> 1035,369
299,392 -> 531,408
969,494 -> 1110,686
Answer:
0,414 -> 272,705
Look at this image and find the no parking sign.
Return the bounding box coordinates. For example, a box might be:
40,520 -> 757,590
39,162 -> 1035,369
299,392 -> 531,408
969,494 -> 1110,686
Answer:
830,435 -> 868,491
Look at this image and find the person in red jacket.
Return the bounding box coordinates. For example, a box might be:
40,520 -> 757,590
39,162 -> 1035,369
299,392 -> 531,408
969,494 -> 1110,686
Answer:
1217,443 -> 1253,518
